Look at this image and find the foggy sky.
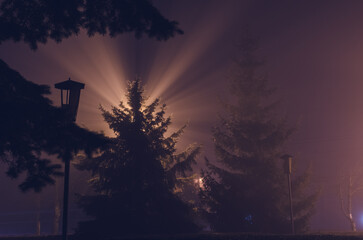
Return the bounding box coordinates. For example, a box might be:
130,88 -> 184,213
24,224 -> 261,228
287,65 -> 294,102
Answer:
1,0 -> 363,234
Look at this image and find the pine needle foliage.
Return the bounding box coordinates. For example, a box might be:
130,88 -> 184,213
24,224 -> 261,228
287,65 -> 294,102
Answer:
76,79 -> 200,237
200,38 -> 318,234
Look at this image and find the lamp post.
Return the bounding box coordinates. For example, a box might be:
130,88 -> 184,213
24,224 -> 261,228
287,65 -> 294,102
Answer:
281,154 -> 294,234
55,77 -> 85,240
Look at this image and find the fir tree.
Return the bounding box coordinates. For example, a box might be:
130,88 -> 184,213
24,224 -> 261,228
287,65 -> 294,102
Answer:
76,79 -> 201,237
1,0 -> 179,192
0,59 -> 106,192
200,38 -> 318,233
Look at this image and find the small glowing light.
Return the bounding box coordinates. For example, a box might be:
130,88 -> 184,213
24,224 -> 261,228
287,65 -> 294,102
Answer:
244,214 -> 253,224
359,213 -> 363,225
194,177 -> 204,189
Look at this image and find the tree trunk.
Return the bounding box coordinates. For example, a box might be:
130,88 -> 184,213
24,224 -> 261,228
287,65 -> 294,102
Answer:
339,175 -> 357,232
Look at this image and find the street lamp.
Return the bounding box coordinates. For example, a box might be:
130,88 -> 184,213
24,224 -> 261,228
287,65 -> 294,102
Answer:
55,77 -> 85,240
55,77 -> 85,122
281,154 -> 294,234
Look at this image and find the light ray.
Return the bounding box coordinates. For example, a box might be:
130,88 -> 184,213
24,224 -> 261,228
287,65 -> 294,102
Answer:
38,1 -> 244,149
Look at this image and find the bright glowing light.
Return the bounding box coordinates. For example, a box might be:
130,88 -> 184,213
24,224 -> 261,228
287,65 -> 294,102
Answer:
34,1 -> 244,154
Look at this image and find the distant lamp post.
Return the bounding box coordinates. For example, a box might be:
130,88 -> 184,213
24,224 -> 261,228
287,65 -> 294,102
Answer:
281,154 -> 294,234
55,77 -> 85,240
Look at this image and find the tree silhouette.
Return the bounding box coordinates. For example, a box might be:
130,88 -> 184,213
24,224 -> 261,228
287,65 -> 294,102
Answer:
337,161 -> 363,232
0,0 -> 183,49
0,0 -> 183,191
76,79 -> 200,237
200,37 -> 318,233
0,59 -> 107,192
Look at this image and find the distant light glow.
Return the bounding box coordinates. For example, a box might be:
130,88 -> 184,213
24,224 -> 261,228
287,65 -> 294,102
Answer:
194,177 -> 204,189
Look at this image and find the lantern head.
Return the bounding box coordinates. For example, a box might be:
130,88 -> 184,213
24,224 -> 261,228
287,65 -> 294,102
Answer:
281,154 -> 293,174
55,77 -> 85,122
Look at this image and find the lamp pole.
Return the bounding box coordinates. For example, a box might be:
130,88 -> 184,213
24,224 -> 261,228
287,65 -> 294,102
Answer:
55,78 -> 85,240
281,154 -> 294,234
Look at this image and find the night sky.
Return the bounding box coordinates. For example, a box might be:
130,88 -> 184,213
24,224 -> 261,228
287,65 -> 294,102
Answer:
1,0 -> 363,235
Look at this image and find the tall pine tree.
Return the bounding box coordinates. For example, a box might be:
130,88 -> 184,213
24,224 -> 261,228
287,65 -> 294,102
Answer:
200,38 -> 318,233
76,79 -> 200,237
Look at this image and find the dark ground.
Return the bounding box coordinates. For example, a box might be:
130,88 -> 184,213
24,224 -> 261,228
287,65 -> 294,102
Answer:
2,233 -> 363,240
